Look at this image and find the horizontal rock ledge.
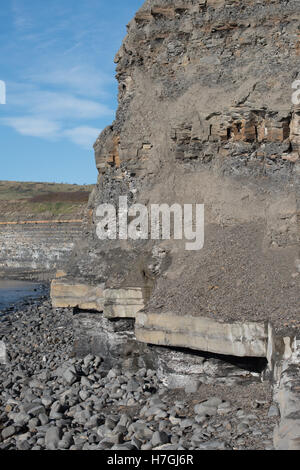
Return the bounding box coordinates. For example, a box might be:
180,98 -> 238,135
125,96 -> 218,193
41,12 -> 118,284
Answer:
135,312 -> 269,358
50,278 -> 105,311
50,278 -> 146,318
51,279 -> 296,361
104,288 -> 146,319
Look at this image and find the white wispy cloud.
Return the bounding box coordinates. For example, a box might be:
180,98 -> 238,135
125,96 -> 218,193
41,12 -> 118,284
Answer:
9,88 -> 113,120
11,0 -> 33,31
3,0 -> 120,151
2,116 -> 60,139
2,81 -> 112,146
31,65 -> 111,98
2,79 -> 113,147
63,126 -> 101,148
1,117 -> 101,149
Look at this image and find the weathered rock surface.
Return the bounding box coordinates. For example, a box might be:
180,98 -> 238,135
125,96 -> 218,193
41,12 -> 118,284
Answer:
0,341 -> 7,365
50,281 -> 147,317
72,311 -> 145,370
273,341 -> 300,450
136,312 -> 268,358
0,182 -> 92,281
51,278 -> 104,311
48,0 -> 300,450
104,288 -> 146,318
60,0 -> 300,345
0,222 -> 84,281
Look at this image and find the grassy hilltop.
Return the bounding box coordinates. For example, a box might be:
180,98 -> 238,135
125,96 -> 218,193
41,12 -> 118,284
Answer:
0,181 -> 94,221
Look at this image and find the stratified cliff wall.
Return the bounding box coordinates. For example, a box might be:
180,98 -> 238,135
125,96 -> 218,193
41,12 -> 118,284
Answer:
0,221 -> 83,281
0,182 -> 92,281
58,0 -> 299,334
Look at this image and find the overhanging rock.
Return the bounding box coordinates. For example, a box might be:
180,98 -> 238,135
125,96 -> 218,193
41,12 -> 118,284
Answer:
135,312 -> 269,358
50,279 -> 296,365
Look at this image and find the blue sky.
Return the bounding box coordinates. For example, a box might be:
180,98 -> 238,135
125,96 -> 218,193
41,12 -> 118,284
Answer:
0,0 -> 143,184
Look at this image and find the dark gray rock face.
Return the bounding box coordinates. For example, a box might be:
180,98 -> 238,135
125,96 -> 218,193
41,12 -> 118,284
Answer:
72,312 -> 155,371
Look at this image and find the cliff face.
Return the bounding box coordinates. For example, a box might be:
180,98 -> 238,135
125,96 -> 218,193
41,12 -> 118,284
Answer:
54,0 -> 300,349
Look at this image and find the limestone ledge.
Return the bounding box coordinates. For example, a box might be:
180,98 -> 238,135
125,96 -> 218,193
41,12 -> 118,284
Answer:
50,279 -> 105,311
51,278 -> 270,358
51,278 -> 299,363
135,312 -> 268,358
51,279 -> 144,318
104,288 -> 145,319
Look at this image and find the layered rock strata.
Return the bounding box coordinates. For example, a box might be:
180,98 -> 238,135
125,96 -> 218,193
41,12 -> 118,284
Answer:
51,279 -> 104,311
0,222 -> 84,281
53,0 -> 299,355
51,0 -> 300,448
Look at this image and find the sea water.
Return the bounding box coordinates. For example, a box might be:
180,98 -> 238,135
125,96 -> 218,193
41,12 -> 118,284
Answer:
0,280 -> 43,311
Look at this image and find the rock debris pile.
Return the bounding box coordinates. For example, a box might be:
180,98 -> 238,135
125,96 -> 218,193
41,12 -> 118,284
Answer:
0,301 -> 278,450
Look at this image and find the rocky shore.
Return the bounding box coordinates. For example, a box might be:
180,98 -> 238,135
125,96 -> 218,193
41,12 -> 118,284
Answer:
0,299 -> 279,450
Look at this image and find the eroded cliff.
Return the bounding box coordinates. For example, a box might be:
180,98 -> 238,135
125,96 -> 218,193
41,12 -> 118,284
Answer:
52,0 -> 300,359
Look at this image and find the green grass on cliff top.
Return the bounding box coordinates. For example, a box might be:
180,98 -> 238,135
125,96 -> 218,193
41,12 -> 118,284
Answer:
0,181 -> 94,201
0,181 -> 94,219
26,202 -> 83,216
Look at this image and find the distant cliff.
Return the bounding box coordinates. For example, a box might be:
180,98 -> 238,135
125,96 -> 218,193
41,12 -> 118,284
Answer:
0,181 -> 93,222
0,181 -> 93,280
